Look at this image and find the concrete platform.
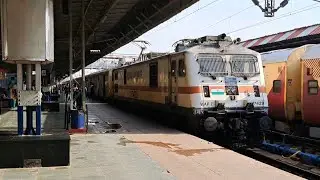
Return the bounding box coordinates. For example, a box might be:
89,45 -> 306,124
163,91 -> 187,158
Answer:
0,102 -> 303,180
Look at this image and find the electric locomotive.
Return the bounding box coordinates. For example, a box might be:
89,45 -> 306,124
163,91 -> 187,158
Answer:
107,34 -> 269,145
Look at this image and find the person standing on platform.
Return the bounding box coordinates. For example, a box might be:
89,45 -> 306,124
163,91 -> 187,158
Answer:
85,86 -> 88,98
23,81 -> 26,90
90,83 -> 94,99
65,84 -> 70,102
32,80 -> 35,90
73,83 -> 79,109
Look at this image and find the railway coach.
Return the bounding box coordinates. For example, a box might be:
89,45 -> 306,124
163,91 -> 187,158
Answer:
262,44 -> 320,138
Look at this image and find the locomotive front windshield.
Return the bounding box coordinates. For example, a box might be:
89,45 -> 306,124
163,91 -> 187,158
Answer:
230,55 -> 260,77
197,54 -> 259,77
197,55 -> 227,76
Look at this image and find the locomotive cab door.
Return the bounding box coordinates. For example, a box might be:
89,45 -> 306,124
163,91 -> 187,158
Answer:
104,73 -> 108,98
169,57 -> 178,105
113,70 -> 119,96
102,74 -> 106,97
108,71 -> 114,97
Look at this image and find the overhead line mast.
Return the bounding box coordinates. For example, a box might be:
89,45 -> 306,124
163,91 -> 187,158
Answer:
252,0 -> 289,17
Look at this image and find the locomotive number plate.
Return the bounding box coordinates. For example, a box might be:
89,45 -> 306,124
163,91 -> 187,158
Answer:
253,101 -> 264,106
200,101 -> 215,107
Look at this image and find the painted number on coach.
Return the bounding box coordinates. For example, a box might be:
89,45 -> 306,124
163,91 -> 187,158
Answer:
200,101 -> 215,107
253,101 -> 264,106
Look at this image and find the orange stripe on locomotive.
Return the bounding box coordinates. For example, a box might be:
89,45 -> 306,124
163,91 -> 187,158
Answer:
117,85 -> 265,94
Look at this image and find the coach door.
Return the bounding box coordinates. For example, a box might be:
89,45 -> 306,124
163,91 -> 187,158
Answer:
169,57 -> 178,105
113,70 -> 119,95
102,74 -> 106,97
109,71 -> 114,97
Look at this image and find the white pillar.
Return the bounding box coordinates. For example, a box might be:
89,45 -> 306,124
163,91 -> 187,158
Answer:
17,64 -> 23,91
26,64 -> 32,90
35,64 -> 41,91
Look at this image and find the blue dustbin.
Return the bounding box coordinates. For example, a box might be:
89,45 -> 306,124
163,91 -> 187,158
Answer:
71,110 -> 85,129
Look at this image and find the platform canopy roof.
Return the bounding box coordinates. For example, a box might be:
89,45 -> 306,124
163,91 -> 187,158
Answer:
59,54 -> 137,83
240,23 -> 320,53
0,0 -> 198,79
52,0 -> 198,79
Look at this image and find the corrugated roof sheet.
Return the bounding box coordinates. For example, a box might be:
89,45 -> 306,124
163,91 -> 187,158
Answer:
52,0 -> 198,77
86,58 -> 120,70
60,69 -> 100,83
59,54 -> 137,83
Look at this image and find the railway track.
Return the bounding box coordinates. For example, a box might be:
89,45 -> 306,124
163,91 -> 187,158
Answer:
213,130 -> 320,179
242,148 -> 320,180
244,130 -> 320,179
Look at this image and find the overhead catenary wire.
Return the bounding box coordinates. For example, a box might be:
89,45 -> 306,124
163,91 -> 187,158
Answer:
65,0 -> 318,81
199,0 -> 264,32
143,0 -> 224,37
116,0 -> 266,54
226,2 -> 320,35
200,0 -> 302,33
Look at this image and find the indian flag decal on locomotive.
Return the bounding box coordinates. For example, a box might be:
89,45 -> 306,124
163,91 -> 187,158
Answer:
211,88 -> 224,95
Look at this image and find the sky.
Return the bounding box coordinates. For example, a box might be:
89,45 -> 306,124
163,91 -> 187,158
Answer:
111,0 -> 320,55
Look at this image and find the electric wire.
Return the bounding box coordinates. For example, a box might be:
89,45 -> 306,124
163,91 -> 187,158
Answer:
227,3 -> 320,35
144,0 -> 224,36
62,0 -> 318,80
199,1 -> 263,32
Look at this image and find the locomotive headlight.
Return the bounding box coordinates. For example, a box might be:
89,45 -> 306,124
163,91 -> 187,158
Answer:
253,85 -> 260,97
203,86 -> 210,97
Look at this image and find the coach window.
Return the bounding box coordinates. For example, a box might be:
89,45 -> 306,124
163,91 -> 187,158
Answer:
171,60 -> 176,76
114,71 -> 118,80
114,84 -> 118,93
273,80 -> 281,93
149,62 -> 158,88
123,69 -> 127,85
178,59 -> 186,77
308,80 -> 318,95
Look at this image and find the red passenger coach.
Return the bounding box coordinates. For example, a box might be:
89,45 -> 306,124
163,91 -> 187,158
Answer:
267,64 -> 287,120
262,44 -> 320,138
262,49 -> 294,123
301,45 -> 320,138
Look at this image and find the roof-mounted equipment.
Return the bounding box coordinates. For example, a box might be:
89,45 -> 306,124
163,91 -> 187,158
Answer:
173,34 -> 233,52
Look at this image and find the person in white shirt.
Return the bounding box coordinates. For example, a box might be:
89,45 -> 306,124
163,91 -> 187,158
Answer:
23,81 -> 26,90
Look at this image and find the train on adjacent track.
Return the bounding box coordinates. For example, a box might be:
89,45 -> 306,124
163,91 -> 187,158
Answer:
261,44 -> 320,139
69,34 -> 270,145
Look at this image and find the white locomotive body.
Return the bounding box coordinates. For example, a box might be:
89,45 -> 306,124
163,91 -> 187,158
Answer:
72,34 -> 269,145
